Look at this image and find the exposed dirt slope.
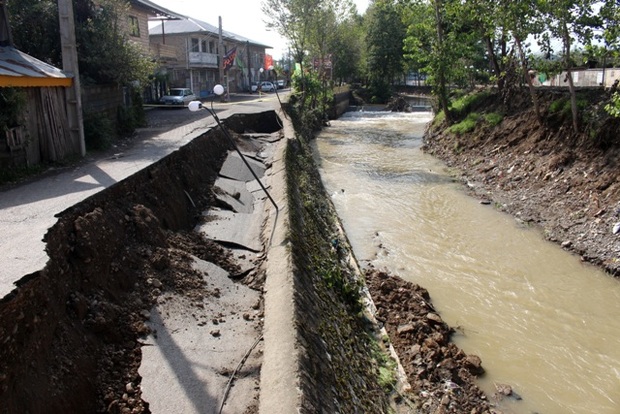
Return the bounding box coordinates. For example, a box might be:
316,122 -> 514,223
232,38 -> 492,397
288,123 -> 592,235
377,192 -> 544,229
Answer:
423,87 -> 620,276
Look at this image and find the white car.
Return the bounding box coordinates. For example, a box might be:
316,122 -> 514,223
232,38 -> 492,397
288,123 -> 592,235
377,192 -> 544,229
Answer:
160,88 -> 197,106
251,81 -> 276,92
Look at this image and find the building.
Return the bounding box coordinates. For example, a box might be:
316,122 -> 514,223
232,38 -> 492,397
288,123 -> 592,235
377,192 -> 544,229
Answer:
149,17 -> 271,97
125,0 -> 185,54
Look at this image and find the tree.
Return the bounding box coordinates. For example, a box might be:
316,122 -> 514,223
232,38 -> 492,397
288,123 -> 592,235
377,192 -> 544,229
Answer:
402,0 -> 482,122
262,0 -> 356,111
330,14 -> 365,85
365,0 -> 407,102
6,0 -> 62,66
540,0 -> 600,131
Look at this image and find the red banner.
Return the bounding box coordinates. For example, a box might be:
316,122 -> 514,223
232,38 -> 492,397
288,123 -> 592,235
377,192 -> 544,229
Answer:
223,47 -> 237,71
264,54 -> 273,70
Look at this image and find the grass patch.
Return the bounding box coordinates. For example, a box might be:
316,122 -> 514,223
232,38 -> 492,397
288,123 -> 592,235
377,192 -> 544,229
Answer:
432,110 -> 445,127
549,97 -> 588,118
371,337 -> 398,392
450,90 -> 490,118
484,112 -> 503,126
448,112 -> 480,134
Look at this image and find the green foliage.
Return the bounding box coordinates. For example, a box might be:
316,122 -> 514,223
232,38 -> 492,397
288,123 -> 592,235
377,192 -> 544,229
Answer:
447,112 -> 480,134
331,15 -> 365,84
83,112 -> 115,151
117,88 -> 147,136
370,339 -> 397,392
0,88 -> 27,130
549,97 -> 570,114
432,110 -> 446,127
484,112 -> 503,126
7,0 -> 62,67
365,0 -> 406,100
449,90 -> 490,118
550,97 -> 588,117
605,92 -> 620,118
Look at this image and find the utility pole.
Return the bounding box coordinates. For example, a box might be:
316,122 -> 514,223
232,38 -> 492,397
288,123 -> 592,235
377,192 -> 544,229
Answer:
218,17 -> 224,87
58,0 -> 85,156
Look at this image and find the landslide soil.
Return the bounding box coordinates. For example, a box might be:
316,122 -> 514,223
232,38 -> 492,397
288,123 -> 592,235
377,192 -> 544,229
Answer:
423,87 -> 620,276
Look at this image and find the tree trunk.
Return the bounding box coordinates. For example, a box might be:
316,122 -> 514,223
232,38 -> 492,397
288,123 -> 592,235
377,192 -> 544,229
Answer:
562,24 -> 579,132
433,0 -> 452,124
485,35 -> 503,91
514,35 -> 542,125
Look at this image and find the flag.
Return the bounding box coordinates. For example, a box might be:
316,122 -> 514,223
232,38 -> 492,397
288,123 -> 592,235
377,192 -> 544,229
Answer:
223,47 -> 237,71
264,54 -> 273,70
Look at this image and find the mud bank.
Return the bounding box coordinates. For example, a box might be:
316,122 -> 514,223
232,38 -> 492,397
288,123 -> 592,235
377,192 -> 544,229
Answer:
423,87 -> 620,277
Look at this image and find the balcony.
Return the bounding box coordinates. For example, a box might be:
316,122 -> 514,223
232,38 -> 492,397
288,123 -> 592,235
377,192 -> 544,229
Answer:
189,52 -> 218,67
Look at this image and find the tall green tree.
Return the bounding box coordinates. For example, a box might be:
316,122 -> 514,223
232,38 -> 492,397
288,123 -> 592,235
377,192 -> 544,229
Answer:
540,0 -> 600,131
365,0 -> 406,102
330,14 -> 365,85
402,0 -> 481,122
6,0 -> 62,66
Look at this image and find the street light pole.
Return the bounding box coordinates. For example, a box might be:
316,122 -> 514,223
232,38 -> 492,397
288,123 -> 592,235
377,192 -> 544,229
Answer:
187,87 -> 280,245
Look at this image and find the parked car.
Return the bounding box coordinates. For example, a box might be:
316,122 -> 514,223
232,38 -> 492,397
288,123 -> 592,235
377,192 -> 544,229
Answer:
160,88 -> 197,106
276,79 -> 286,89
251,81 -> 276,92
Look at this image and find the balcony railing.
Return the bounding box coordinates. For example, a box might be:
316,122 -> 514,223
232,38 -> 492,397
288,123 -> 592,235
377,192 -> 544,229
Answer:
189,52 -> 218,67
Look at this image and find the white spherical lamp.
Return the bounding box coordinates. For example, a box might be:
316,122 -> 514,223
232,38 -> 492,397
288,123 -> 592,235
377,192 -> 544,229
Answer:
213,84 -> 225,96
188,101 -> 202,112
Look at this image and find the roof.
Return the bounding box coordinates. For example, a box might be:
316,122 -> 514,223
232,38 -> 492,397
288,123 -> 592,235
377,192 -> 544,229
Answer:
0,46 -> 72,87
149,18 -> 272,49
132,0 -> 186,20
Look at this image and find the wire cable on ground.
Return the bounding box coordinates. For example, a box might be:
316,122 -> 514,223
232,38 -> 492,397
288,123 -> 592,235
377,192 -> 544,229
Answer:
217,334 -> 264,414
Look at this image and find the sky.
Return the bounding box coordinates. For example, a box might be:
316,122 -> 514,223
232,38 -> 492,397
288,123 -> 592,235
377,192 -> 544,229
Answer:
149,0 -> 369,60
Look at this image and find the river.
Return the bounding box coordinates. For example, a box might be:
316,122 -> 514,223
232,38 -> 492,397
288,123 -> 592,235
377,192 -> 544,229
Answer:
313,107 -> 620,414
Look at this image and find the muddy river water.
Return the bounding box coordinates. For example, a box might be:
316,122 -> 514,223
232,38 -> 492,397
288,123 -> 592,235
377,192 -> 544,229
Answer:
313,108 -> 620,414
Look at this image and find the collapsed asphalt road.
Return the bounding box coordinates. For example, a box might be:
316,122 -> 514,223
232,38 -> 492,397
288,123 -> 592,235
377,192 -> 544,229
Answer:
0,98 -> 288,413
0,92 -> 284,297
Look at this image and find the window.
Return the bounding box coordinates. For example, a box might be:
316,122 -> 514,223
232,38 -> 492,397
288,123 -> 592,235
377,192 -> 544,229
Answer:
128,16 -> 140,37
201,40 -> 207,53
191,38 -> 199,52
209,41 -> 215,53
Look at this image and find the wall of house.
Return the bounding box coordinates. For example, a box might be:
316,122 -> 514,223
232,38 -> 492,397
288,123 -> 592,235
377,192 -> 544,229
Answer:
82,85 -> 124,117
150,34 -> 192,68
123,6 -> 151,53
2,87 -> 78,168
546,68 -> 620,88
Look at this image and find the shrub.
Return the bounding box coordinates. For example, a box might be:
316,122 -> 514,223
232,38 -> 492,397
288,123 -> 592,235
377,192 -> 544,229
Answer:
83,112 -> 115,151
